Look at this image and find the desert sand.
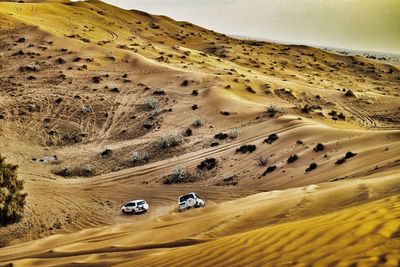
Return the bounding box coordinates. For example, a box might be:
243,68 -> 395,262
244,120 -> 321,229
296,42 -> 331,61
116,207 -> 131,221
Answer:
0,0 -> 399,266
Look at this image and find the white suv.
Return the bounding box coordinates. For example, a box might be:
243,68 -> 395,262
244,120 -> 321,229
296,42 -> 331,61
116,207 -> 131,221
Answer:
178,192 -> 205,212
121,200 -> 149,214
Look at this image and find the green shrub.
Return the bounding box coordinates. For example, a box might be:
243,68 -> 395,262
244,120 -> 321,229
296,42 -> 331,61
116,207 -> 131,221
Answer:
0,155 -> 27,226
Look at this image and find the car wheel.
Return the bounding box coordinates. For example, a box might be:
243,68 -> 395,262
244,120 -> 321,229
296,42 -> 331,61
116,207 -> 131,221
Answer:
187,198 -> 196,208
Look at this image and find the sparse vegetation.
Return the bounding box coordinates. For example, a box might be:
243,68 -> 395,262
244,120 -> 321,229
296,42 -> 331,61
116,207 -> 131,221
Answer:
344,90 -> 355,97
0,155 -> 27,226
81,164 -> 95,177
197,158 -> 217,171
264,133 -> 279,144
163,166 -> 195,184
314,143 -> 325,152
101,149 -> 112,158
55,166 -> 71,177
262,165 -> 277,176
192,118 -> 204,127
255,155 -> 268,166
214,133 -> 228,140
215,175 -> 238,186
20,62 -> 41,72
306,163 -> 318,172
184,128 -> 193,136
130,151 -> 149,166
335,151 -> 357,165
146,98 -> 158,110
236,145 -> 256,154
155,133 -> 183,149
229,128 -> 238,139
266,104 -> 279,117
287,154 -> 299,164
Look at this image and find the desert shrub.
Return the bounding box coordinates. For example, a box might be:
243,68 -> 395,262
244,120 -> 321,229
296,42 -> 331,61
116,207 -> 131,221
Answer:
344,90 -> 355,97
255,155 -> 268,166
246,86 -> 256,94
145,98 -> 158,110
153,90 -> 166,96
92,76 -> 102,83
301,104 -> 313,113
81,165 -> 95,177
335,151 -> 357,165
80,106 -> 92,114
214,133 -> 228,140
150,108 -> 162,117
262,165 -> 277,176
287,154 -> 299,164
345,151 -> 357,159
236,145 -> 256,154
184,128 -> 193,136
266,104 -> 279,117
56,58 -> 65,64
105,52 -> 116,61
20,62 -> 41,72
191,90 -> 199,96
313,143 -> 325,152
306,163 -> 318,172
335,158 -> 346,165
229,128 -> 238,139
197,158 -> 217,171
155,132 -> 182,149
55,166 -> 71,177
192,118 -> 204,127
101,149 -> 112,158
337,113 -> 346,120
264,133 -> 278,144
130,151 -> 149,166
215,175 -> 238,186
0,155 -> 27,226
164,166 -> 189,184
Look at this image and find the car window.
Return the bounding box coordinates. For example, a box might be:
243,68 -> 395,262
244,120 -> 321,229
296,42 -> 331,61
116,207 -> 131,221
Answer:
179,194 -> 195,202
126,202 -> 136,207
137,201 -> 145,205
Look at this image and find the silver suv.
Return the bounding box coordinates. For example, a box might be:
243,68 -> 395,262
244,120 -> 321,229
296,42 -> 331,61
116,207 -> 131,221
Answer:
178,192 -> 205,212
121,199 -> 149,214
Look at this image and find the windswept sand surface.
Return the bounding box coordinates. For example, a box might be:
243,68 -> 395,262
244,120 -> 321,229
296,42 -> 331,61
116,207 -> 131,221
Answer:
0,0 -> 399,266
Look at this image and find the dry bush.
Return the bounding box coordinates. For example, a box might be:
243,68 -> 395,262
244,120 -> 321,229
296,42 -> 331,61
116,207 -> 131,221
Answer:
155,132 -> 183,149
0,155 -> 27,226
130,151 -> 149,166
192,118 -> 204,127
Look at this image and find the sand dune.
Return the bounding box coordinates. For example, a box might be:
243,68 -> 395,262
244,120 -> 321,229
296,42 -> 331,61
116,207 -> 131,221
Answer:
0,0 -> 399,265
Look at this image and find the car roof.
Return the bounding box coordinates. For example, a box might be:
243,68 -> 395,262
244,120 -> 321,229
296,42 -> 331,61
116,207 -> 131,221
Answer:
126,199 -> 145,203
179,192 -> 196,197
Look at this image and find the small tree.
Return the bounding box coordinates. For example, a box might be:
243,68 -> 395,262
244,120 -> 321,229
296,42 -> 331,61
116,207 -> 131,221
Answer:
0,155 -> 27,226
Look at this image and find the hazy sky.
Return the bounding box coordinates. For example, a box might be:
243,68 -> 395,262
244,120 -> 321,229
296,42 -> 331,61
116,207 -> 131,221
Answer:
102,0 -> 400,54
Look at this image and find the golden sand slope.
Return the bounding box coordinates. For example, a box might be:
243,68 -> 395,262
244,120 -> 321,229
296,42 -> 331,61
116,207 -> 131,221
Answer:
0,172 -> 399,266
